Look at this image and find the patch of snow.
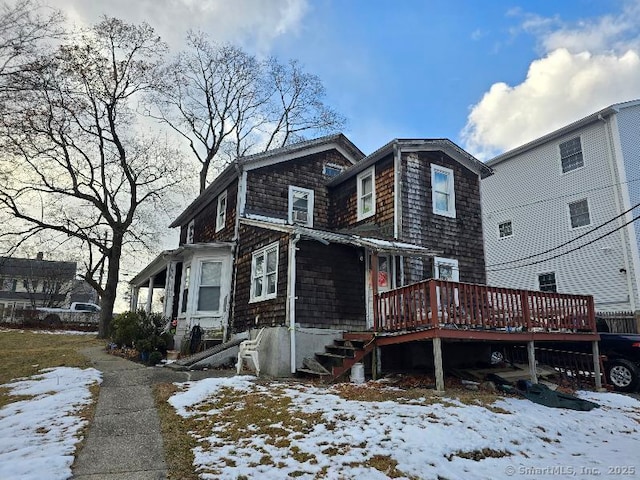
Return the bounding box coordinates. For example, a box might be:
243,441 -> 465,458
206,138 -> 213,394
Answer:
0,367 -> 102,480
0,328 -> 97,336
170,378 -> 640,480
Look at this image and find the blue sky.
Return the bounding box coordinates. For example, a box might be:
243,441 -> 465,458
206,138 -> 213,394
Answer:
51,0 -> 640,158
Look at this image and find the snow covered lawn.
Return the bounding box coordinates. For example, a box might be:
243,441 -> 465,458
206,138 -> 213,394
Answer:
170,376 -> 640,480
0,366 -> 102,480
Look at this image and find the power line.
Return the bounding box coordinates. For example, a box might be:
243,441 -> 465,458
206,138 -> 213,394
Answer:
486,214 -> 640,272
482,176 -> 640,217
485,202 -> 640,268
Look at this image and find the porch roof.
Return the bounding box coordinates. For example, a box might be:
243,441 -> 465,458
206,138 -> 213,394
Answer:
129,242 -> 235,288
241,216 -> 440,257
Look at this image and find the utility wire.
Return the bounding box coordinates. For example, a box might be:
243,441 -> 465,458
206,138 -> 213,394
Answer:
485,202 -> 640,267
486,214 -> 640,272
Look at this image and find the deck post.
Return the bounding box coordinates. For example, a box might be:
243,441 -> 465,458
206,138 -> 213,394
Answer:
433,336 -> 445,392
527,340 -> 538,383
592,340 -> 603,390
372,345 -> 380,380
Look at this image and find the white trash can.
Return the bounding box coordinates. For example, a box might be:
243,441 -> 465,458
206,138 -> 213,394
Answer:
350,362 -> 365,384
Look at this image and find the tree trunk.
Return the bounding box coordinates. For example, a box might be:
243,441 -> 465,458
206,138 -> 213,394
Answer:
98,233 -> 123,338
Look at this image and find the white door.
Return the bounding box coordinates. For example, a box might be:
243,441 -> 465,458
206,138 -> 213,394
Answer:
366,254 -> 393,329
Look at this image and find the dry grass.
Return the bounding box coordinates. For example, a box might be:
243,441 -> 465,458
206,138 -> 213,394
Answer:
0,329 -> 102,408
154,383 -> 200,480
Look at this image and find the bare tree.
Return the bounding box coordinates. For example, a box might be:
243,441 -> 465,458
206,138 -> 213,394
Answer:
0,0 -> 63,93
153,33 -> 345,193
0,17 -> 184,336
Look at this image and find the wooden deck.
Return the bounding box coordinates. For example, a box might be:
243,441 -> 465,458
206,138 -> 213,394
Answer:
337,280 -> 602,391
369,279 -> 598,343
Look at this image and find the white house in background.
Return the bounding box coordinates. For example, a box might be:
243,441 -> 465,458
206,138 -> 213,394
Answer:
482,99 -> 640,313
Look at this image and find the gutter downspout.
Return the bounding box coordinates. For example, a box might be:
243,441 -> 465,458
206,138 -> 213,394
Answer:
227,165 -> 246,342
393,141 -> 405,286
288,233 -> 301,374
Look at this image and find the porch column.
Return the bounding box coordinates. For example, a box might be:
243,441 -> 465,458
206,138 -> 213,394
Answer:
145,276 -> 154,313
433,337 -> 445,392
527,340 -> 538,383
130,286 -> 139,311
592,340 -> 603,390
164,262 -> 177,318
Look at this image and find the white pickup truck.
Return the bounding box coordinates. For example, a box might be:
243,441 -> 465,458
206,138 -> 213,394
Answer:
33,302 -> 101,329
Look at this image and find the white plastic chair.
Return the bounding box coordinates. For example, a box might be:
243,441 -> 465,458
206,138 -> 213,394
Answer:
236,328 -> 265,376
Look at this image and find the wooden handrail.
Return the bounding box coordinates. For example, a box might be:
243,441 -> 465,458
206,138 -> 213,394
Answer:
375,279 -> 596,333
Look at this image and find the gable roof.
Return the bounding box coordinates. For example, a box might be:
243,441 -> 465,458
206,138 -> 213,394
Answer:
170,134 -> 364,228
327,138 -> 492,186
0,256 -> 76,279
487,99 -> 640,167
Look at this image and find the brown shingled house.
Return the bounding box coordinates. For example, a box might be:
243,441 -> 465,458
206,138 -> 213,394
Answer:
130,134 -> 599,385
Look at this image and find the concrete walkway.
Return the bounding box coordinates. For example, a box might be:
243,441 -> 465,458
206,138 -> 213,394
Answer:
73,346 -> 231,480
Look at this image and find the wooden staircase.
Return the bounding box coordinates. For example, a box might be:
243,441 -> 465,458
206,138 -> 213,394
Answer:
299,333 -> 376,381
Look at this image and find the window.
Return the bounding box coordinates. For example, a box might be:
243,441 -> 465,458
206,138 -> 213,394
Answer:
180,264 -> 191,313
216,191 -> 227,232
197,261 -> 222,312
498,221 -> 513,238
568,199 -> 590,228
251,243 -> 279,302
538,272 -> 557,292
431,165 -> 456,218
434,257 -> 459,282
560,137 -> 584,173
288,186 -> 314,227
323,163 -> 343,177
357,167 -> 376,220
186,220 -> 195,244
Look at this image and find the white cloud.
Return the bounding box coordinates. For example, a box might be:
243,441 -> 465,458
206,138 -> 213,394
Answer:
462,0 -> 640,159
49,0 -> 308,51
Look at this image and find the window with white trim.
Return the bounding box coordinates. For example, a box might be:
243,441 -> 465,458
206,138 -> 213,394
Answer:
197,261 -> 222,312
288,186 -> 314,227
357,167 -> 375,220
431,164 -> 456,218
186,220 -> 195,244
323,163 -> 343,177
180,264 -> 191,313
559,137 -> 584,173
216,191 -> 227,232
498,221 -> 513,238
568,199 -> 590,228
250,243 -> 279,302
538,272 -> 557,292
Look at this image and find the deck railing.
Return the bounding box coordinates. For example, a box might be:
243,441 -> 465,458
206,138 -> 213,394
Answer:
375,279 -> 596,334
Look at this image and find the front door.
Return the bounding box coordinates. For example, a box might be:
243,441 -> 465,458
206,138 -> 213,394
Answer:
434,256 -> 459,308
366,254 -> 394,329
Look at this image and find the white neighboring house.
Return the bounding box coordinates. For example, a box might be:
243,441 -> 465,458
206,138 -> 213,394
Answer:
482,99 -> 640,313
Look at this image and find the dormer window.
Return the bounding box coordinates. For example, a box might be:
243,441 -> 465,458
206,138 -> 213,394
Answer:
357,167 -> 375,220
216,190 -> 227,232
288,186 -> 314,227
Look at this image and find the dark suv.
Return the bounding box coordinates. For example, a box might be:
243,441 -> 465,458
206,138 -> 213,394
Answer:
596,320 -> 640,392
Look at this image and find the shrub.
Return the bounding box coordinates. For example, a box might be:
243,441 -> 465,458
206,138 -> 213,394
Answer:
110,310 -> 172,354
110,311 -> 143,347
148,350 -> 163,366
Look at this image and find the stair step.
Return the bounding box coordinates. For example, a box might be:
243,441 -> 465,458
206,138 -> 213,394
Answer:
325,345 -> 357,357
334,339 -> 366,349
315,351 -> 348,368
297,368 -> 331,376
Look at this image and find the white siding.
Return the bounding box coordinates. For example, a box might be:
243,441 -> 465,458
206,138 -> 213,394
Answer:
482,119 -> 635,310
